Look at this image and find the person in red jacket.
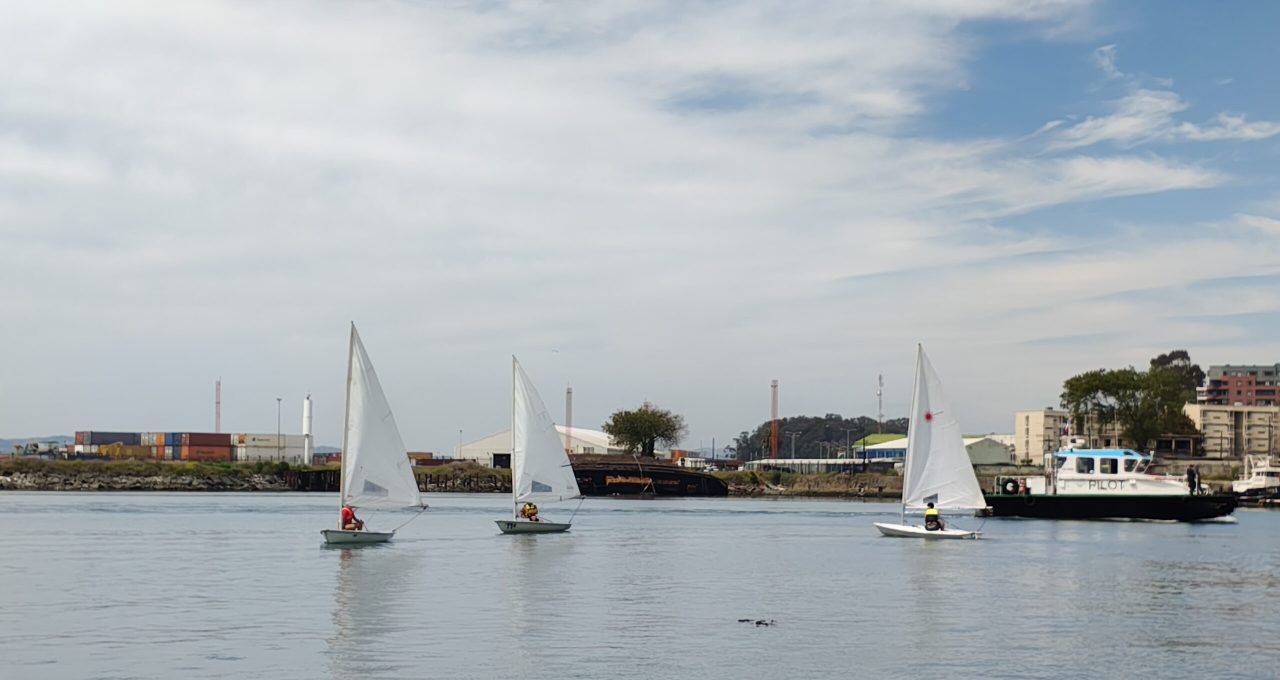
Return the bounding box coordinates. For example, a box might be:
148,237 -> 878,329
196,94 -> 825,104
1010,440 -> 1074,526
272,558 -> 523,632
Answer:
341,504 -> 364,531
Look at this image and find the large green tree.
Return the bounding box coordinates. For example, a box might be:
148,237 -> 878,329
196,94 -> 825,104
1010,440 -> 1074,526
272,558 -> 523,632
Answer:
602,402 -> 687,457
1061,354 -> 1199,450
1149,349 -> 1205,397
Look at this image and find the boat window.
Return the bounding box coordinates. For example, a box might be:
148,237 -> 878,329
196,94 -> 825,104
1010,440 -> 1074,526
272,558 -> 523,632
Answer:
1124,459 -> 1138,472
1076,457 -> 1094,474
1100,458 -> 1118,474
1055,456 -> 1067,470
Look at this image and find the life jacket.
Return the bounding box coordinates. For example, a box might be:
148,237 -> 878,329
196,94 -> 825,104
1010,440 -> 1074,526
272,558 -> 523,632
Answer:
924,507 -> 940,530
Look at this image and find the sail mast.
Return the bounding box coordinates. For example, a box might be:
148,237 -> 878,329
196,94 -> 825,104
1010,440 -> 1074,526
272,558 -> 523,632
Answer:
902,344 -> 923,525
506,358 -> 512,519
340,324 -> 356,509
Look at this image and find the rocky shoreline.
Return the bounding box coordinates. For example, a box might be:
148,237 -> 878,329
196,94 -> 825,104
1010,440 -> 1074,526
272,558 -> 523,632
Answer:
0,469 -> 291,492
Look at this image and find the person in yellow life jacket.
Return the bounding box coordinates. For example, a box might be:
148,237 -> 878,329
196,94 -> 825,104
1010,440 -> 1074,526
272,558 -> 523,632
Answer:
520,502 -> 542,522
923,502 -> 945,531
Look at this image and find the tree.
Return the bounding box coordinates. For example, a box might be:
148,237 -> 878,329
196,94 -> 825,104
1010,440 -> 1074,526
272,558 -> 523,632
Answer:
1149,349 -> 1205,397
1061,365 -> 1199,451
601,402 -> 687,457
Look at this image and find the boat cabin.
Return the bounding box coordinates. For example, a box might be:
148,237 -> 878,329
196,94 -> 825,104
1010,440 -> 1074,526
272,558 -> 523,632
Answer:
997,448 -> 1189,496
1056,449 -> 1152,476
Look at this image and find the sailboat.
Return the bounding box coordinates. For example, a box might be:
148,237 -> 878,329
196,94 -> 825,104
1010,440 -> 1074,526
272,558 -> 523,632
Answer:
495,356 -> 583,534
322,324 -> 424,545
874,345 -> 988,539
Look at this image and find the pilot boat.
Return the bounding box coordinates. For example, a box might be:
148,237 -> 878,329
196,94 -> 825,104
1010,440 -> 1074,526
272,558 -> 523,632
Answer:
985,448 -> 1236,521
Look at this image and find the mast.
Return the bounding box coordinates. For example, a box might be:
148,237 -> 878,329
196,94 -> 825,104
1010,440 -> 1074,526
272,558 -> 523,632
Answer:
340,324 -> 356,509
902,344 -> 922,524
506,356 -> 512,522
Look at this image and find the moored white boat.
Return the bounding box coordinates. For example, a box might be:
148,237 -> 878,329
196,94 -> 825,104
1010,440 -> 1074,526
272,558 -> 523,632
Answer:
1233,455 -> 1280,497
874,345 -> 987,540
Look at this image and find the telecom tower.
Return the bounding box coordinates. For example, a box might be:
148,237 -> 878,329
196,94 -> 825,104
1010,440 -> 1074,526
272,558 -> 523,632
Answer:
877,373 -> 884,434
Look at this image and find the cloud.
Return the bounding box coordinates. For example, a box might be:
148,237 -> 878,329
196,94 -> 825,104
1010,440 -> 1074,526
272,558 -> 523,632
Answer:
0,0 -> 1272,449
1047,45 -> 1280,150
1093,43 -> 1123,79
1047,89 -> 1280,150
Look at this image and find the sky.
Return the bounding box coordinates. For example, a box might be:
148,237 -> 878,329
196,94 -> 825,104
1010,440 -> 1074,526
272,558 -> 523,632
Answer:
4,1 -> 1280,455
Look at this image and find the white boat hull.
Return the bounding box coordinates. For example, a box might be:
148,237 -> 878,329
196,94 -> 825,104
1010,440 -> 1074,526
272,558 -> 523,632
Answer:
322,529 -> 394,545
496,519 -> 571,534
874,522 -> 979,539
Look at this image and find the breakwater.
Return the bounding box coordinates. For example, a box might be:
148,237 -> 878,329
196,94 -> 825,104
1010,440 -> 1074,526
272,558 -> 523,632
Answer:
0,459 -> 513,493
0,459 -> 291,491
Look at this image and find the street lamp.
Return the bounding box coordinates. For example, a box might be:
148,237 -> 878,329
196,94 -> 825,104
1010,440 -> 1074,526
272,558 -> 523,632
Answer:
785,431 -> 799,459
276,397 -> 282,461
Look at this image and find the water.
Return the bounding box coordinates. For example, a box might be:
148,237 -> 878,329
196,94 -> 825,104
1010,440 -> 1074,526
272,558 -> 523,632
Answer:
1,492 -> 1277,680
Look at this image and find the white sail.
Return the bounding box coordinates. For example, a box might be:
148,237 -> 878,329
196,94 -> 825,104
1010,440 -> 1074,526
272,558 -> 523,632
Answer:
512,357 -> 581,508
341,325 -> 422,510
901,345 -> 987,511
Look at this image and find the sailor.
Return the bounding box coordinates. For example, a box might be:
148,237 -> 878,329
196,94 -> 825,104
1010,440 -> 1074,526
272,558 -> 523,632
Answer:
341,504 -> 364,531
1186,465 -> 1199,496
521,502 -> 542,522
924,502 -> 945,531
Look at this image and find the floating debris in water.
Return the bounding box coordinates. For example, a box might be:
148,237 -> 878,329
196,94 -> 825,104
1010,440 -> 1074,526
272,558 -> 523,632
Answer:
737,618 -> 777,626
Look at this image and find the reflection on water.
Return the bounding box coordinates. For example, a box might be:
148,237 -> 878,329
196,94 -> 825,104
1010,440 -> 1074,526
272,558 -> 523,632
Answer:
0,493 -> 1278,679
326,544 -> 426,680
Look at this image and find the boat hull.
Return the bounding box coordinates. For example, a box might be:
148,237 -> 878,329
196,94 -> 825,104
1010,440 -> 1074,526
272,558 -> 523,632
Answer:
874,522 -> 979,539
984,493 -> 1236,521
321,529 -> 394,545
495,520 -> 571,534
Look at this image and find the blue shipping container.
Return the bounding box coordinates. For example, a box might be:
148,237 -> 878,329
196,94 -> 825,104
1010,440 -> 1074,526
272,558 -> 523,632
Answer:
166,433 -> 181,446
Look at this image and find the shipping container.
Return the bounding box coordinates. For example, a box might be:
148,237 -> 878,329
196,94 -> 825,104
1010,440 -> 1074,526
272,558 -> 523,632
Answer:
141,433 -> 162,446
75,431 -> 86,445
84,431 -> 141,446
167,446 -> 178,460
235,445 -> 306,462
233,433 -> 306,447
165,433 -> 181,446
181,433 -> 232,447
184,446 -> 232,462
73,444 -> 99,455
103,444 -> 153,460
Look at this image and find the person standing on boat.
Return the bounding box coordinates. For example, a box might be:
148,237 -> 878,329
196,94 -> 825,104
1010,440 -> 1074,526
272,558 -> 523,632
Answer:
341,504 -> 364,531
924,502 -> 945,531
1186,465 -> 1199,495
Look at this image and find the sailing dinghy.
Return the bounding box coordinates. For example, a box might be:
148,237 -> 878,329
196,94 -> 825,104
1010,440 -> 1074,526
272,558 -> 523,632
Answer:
322,324 -> 424,545
874,345 -> 987,540
495,357 -> 583,534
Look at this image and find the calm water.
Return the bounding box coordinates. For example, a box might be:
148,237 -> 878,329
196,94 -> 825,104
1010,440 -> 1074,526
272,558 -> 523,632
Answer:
1,492 -> 1277,680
